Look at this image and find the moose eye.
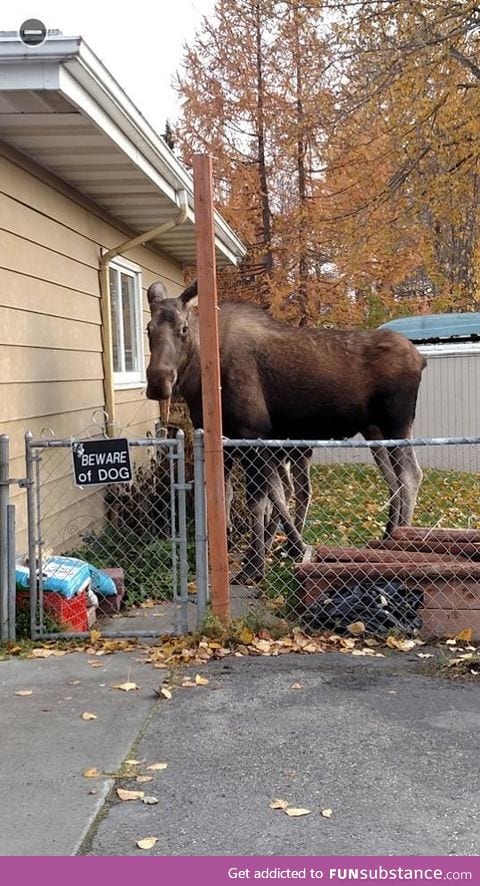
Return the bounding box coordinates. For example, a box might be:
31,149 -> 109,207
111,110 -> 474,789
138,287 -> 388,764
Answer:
179,323 -> 188,339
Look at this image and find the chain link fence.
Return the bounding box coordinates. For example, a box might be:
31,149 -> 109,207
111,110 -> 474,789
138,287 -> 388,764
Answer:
21,430 -> 207,640
224,437 -> 480,640
9,429 -> 480,643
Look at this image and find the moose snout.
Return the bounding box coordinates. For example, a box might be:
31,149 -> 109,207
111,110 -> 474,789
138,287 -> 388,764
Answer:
146,364 -> 177,401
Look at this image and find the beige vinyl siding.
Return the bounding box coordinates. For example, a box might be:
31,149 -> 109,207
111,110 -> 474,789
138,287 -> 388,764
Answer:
0,144 -> 185,554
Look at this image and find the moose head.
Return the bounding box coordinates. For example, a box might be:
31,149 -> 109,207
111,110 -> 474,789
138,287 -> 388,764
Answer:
145,281 -> 198,401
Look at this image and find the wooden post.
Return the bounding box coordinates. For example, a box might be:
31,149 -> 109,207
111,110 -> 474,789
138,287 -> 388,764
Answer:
193,154 -> 230,623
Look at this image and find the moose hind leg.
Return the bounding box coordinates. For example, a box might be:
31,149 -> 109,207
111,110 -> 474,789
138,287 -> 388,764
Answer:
385,445 -> 423,530
371,445 -> 402,536
397,446 -> 423,525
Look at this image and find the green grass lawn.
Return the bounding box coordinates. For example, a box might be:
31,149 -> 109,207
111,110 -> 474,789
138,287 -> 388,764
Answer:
303,463 -> 480,547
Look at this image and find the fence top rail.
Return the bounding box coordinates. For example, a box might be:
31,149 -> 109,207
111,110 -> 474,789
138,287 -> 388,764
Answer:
25,436 -> 180,450
223,435 -> 480,449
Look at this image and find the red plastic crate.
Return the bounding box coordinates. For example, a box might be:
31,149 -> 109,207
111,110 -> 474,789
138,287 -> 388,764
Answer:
17,590 -> 89,632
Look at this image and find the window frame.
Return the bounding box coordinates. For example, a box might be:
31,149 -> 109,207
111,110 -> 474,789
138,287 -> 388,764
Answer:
109,256 -> 145,390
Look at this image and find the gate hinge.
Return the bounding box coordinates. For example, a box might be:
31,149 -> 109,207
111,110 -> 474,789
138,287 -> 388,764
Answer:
11,478 -> 32,489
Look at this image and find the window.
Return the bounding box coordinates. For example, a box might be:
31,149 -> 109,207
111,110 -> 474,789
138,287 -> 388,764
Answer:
109,258 -> 144,387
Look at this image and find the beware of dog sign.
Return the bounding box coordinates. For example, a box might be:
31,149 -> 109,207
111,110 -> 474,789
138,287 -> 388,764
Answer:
72,438 -> 133,487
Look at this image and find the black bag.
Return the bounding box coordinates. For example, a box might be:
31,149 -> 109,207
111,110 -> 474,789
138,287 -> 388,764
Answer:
307,578 -> 423,637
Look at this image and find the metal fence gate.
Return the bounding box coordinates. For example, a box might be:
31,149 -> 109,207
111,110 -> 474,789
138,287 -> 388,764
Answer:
16,429 -> 208,640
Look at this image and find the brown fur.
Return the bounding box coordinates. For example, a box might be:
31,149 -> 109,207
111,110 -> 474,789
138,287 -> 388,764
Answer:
146,281 -> 426,579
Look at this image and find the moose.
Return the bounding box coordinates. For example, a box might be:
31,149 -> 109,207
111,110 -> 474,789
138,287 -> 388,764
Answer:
145,280 -> 426,581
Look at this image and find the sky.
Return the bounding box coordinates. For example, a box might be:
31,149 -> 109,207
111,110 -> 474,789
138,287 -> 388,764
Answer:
2,0 -> 215,131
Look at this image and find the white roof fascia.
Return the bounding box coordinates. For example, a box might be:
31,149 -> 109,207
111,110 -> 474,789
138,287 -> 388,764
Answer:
58,65 -> 183,208
0,36 -> 246,263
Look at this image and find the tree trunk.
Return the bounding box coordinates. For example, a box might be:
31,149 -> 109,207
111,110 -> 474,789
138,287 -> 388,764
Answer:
293,1 -> 309,325
255,1 -> 274,278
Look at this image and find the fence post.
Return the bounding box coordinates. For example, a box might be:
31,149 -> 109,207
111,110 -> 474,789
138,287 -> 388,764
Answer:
25,432 -> 38,640
193,154 -> 230,622
7,504 -> 16,642
0,435 -> 10,641
193,429 -> 209,627
176,430 -> 189,635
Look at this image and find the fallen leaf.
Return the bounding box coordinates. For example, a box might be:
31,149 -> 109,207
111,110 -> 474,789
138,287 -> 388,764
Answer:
285,807 -> 311,817
90,629 -> 102,643
347,621 -> 365,635
88,661 -> 104,669
302,642 -> 318,653
321,808 -> 333,819
68,680 -> 82,685
117,788 -> 145,801
111,682 -> 139,692
195,674 -> 209,686
270,798 -> 289,810
182,679 -> 196,688
456,629 -> 473,643
386,636 -> 416,652
160,687 -> 172,700
153,662 -> 168,669
139,600 -> 155,608
136,837 -> 157,850
125,759 -> 140,766
15,689 -> 33,696
141,796 -> 159,805
83,768 -> 101,778
290,683 -> 303,690
416,653 -> 433,659
136,775 -> 153,784
81,712 -> 97,721
146,762 -> 168,771
29,648 -> 66,658
253,638 -> 272,654
445,639 -> 457,647
239,628 -> 255,645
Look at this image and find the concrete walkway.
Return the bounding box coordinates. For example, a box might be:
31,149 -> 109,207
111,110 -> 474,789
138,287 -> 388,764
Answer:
1,649 -> 479,856
0,650 -> 160,856
81,654 -> 480,857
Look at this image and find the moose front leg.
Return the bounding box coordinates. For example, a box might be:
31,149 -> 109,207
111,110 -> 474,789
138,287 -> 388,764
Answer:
265,463 -> 305,560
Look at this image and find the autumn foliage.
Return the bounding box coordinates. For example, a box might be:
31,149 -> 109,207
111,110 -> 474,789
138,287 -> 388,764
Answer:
174,0 -> 480,326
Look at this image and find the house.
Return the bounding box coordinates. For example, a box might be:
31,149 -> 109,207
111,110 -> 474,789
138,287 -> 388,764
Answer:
0,34 -> 245,552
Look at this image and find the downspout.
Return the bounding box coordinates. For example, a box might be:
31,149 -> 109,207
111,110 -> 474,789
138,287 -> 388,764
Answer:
99,189 -> 189,436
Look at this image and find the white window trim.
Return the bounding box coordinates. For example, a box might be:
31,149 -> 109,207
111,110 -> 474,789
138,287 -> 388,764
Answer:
108,255 -> 146,389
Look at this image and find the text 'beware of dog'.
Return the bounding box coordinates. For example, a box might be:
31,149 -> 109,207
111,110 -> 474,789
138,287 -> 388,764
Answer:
71,439 -> 133,487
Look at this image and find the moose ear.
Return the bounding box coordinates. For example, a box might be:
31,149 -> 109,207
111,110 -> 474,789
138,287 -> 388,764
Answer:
147,281 -> 168,312
180,280 -> 198,310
